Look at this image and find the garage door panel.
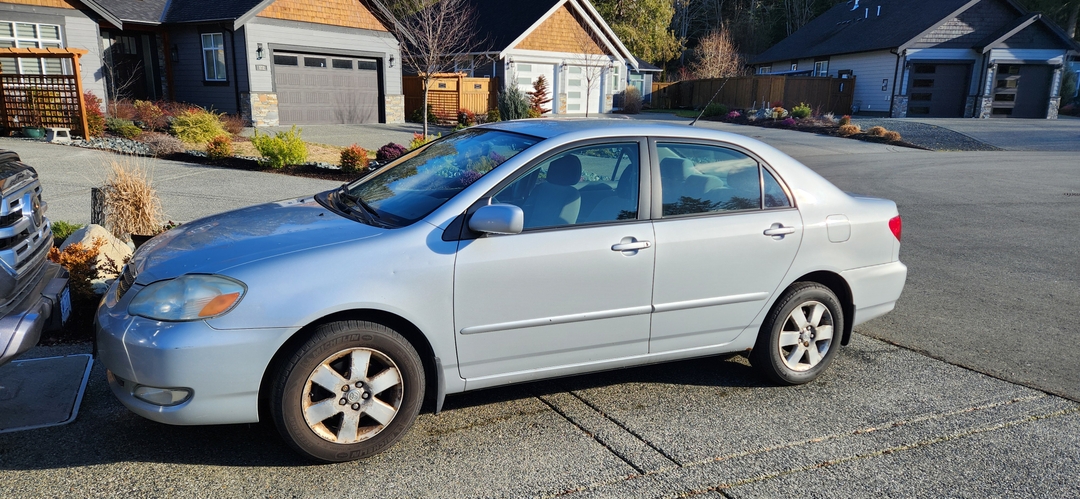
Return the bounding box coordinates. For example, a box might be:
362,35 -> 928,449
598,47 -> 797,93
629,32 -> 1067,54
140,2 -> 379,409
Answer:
906,63 -> 969,118
274,52 -> 380,125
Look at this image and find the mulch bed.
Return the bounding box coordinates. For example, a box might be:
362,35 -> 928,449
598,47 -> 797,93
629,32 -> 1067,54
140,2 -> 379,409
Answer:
159,152 -> 372,182
700,115 -> 928,150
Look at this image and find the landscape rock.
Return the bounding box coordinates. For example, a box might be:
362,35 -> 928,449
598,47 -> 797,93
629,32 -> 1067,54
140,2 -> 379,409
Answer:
58,224 -> 133,280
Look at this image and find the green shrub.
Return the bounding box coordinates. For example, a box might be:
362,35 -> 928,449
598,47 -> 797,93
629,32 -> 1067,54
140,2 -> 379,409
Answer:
51,220 -> 83,244
206,135 -> 233,159
498,85 -> 530,121
486,108 -> 501,123
170,108 -> 227,144
106,117 -> 133,133
702,103 -> 728,117
791,102 -> 812,119
251,126 -> 308,168
117,124 -> 142,140
410,104 -> 438,124
340,144 -> 369,174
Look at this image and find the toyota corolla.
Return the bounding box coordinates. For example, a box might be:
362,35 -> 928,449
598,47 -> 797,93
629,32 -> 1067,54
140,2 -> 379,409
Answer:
98,119 -> 906,462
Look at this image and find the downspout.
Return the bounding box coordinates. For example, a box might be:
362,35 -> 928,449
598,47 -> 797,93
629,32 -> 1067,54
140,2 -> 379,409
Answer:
890,48 -> 902,117
229,28 -> 241,115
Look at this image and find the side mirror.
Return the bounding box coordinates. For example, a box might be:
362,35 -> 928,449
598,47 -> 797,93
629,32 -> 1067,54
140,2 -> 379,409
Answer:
468,204 -> 523,235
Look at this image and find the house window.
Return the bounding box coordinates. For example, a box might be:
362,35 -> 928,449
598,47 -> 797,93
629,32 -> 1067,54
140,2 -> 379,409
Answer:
757,66 -> 771,75
201,33 -> 226,81
610,65 -> 619,91
814,60 -> 829,77
0,21 -> 64,75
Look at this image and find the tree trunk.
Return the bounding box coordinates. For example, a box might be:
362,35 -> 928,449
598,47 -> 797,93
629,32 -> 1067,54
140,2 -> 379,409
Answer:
422,78 -> 430,137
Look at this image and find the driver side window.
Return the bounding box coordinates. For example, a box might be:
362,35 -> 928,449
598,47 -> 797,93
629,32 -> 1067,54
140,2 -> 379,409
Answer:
493,143 -> 640,230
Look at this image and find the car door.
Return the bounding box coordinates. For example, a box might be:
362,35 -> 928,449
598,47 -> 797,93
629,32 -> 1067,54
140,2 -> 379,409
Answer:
454,140 -> 653,381
648,140 -> 802,353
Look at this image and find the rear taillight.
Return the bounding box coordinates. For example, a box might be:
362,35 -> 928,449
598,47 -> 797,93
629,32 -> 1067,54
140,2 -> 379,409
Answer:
889,215 -> 902,242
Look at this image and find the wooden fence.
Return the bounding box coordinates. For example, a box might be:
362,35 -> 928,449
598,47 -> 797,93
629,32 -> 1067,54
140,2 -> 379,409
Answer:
404,74 -> 497,124
0,47 -> 89,137
652,75 -> 855,116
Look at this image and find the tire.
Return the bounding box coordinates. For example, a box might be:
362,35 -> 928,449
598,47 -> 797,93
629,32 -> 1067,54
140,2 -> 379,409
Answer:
271,321 -> 425,462
750,283 -> 844,385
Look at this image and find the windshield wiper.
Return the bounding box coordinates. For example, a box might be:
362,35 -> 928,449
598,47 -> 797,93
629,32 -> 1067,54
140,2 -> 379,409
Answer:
337,184 -> 382,225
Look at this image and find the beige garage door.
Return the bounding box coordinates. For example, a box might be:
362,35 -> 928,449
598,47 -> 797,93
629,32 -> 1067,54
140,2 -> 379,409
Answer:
274,52 -> 380,124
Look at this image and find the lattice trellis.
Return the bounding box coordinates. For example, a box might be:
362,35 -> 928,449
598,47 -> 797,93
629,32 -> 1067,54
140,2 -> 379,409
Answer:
0,48 -> 88,137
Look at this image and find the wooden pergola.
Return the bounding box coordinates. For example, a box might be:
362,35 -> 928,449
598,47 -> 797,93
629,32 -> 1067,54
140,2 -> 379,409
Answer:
0,47 -> 90,137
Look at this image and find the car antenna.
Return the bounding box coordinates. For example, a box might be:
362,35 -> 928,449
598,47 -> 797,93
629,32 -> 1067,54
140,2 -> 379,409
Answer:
690,78 -> 729,127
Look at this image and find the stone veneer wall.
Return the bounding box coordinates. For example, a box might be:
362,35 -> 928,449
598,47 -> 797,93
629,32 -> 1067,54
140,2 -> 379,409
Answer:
385,94 -> 405,123
890,95 -> 908,117
243,93 -> 280,126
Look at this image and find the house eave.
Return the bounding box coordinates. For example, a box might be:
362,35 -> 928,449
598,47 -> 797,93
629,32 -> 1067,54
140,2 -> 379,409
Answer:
77,0 -> 124,29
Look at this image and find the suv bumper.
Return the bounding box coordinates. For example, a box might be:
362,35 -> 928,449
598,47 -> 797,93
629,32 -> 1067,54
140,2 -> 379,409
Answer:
0,262 -> 70,366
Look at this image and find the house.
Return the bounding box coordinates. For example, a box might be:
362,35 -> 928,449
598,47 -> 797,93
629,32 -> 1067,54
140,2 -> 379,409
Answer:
439,0 -> 639,115
750,0 -> 1080,119
628,56 -> 662,105
0,0 -> 404,126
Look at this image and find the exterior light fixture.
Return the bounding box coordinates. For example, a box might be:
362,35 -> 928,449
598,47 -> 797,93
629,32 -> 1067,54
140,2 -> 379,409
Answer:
389,54 -> 395,68
256,43 -> 264,60
170,44 -> 179,62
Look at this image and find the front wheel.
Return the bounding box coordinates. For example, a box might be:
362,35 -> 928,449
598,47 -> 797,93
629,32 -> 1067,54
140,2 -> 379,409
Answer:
750,283 -> 844,385
271,321 -> 425,462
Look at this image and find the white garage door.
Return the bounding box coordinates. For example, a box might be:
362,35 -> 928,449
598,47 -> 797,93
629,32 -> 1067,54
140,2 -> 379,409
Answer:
274,52 -> 381,125
513,63 -> 555,114
563,65 -> 600,115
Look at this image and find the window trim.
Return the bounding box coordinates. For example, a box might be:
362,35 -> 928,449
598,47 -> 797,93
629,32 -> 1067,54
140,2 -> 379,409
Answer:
200,32 -> 227,82
0,20 -> 65,74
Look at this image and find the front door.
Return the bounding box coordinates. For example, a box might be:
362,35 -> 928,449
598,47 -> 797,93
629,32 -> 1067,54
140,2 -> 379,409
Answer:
454,141 -> 652,380
649,141 -> 802,353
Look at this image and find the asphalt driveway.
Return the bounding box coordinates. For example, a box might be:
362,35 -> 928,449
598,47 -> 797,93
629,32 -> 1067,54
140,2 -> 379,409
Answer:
886,116 -> 1080,151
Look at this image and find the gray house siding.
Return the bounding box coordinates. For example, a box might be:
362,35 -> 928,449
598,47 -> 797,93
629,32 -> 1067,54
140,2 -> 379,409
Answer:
0,3 -> 106,106
242,18 -> 401,125
828,50 -> 899,114
169,23 -> 249,114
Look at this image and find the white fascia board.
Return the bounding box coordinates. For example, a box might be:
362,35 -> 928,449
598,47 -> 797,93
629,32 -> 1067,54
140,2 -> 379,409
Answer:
503,48 -> 616,63
565,0 -> 627,66
571,0 -> 636,69
499,0 -> 570,59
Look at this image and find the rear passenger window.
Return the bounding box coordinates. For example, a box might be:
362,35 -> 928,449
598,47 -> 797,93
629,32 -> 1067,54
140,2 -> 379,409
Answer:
492,143 -> 640,230
763,168 -> 791,208
656,143 -> 761,216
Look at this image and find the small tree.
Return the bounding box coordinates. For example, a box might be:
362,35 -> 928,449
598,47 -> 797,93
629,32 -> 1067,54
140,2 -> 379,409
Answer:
528,75 -> 552,115
570,19 -> 613,117
690,25 -> 747,79
383,0 -> 480,137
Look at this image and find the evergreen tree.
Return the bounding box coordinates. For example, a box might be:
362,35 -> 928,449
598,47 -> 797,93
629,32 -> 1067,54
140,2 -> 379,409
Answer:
528,75 -> 552,115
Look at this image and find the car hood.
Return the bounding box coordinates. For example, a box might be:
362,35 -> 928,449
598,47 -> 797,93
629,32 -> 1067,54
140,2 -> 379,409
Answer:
130,196 -> 384,284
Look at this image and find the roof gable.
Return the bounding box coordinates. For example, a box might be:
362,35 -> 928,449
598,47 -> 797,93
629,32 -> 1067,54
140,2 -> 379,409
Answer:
514,3 -> 607,55
752,0 -> 979,63
255,0 -> 387,31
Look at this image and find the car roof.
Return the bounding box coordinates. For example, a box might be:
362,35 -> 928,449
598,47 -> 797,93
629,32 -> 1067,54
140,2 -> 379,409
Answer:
480,118 -> 731,141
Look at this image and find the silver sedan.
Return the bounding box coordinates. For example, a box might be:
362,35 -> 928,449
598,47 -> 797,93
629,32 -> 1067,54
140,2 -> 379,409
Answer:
97,119 -> 907,462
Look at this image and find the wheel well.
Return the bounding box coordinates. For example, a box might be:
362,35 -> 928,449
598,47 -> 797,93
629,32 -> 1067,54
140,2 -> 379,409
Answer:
790,271 -> 855,345
257,309 -> 440,424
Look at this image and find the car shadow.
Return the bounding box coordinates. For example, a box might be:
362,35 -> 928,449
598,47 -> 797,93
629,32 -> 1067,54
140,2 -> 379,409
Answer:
0,354 -> 769,470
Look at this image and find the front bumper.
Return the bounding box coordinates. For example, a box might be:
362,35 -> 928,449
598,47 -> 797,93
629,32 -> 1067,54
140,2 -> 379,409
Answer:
96,280 -> 296,425
0,262 -> 69,366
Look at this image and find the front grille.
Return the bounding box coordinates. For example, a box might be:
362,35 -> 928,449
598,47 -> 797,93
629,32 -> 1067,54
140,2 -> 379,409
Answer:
116,263 -> 137,299
0,211 -> 20,228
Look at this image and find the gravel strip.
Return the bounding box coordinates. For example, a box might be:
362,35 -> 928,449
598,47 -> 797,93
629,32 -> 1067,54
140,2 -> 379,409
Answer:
851,118 -> 1000,151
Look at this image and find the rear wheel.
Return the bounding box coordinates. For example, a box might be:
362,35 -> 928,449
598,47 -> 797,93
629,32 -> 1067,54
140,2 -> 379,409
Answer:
750,283 -> 843,385
271,321 -> 424,462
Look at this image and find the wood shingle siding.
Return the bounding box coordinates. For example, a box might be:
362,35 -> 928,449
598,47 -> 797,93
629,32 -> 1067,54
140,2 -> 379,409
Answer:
256,0 -> 387,32
0,0 -> 75,9
515,5 -> 607,55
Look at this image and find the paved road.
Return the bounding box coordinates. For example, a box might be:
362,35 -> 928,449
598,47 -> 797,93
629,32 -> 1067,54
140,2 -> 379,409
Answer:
894,116 -> 1080,151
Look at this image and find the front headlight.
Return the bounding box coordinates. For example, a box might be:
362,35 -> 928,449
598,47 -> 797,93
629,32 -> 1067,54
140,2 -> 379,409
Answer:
128,274 -> 247,321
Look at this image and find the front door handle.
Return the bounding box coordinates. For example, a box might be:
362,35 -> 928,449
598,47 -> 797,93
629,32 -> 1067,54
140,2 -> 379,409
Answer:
612,237 -> 651,253
764,223 -> 796,238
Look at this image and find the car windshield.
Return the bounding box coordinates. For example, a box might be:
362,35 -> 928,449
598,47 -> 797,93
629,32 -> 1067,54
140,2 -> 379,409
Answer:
343,129 -> 539,226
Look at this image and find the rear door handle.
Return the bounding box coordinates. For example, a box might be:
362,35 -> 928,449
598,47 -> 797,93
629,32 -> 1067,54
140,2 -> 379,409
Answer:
763,223 -> 796,237
611,237 -> 651,252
